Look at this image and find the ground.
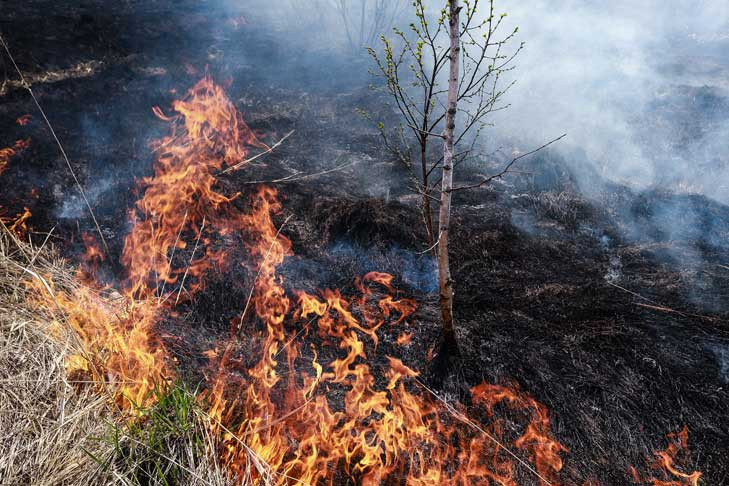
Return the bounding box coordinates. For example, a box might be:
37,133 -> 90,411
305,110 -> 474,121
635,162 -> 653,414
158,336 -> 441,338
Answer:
1,1 -> 728,484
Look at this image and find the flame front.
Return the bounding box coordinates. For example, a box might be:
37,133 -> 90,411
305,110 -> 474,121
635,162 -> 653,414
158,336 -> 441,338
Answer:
26,76 -> 569,483
154,77 -> 567,484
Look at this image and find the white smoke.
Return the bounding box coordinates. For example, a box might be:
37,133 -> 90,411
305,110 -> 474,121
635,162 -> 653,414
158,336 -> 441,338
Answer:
489,0 -> 729,201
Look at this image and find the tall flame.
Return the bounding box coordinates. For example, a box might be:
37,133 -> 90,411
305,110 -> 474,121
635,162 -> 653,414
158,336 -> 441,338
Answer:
122,75 -> 266,300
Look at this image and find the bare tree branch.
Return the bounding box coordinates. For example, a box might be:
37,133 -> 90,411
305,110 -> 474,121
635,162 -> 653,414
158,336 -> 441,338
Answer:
450,133 -> 566,192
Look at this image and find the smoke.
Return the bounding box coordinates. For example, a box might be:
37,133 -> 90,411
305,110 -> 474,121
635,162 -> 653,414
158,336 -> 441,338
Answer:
490,0 -> 729,202
218,0 -> 409,56
234,0 -> 729,206
707,342 -> 729,384
58,177 -> 113,220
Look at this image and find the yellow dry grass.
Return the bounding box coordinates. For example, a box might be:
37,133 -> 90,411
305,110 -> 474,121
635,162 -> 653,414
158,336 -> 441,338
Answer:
0,225 -> 235,486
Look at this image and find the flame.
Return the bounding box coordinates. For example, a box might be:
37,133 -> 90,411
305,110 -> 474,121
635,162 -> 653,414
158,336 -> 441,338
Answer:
25,75 -> 268,409
7,207 -> 32,236
60,75 -> 267,407
16,114 -> 32,126
631,426 -> 702,486
0,139 -> 32,236
23,75 -> 569,480
35,280 -> 167,407
122,74 -> 266,300
0,138 -> 30,177
165,77 -> 566,483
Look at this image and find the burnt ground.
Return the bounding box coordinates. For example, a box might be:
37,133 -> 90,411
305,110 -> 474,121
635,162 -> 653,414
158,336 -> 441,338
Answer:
2,1 -> 729,485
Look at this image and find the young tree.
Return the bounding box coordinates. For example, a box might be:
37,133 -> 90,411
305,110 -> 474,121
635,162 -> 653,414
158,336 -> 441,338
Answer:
368,0 -> 521,249
368,0 -> 563,355
438,0 -> 461,352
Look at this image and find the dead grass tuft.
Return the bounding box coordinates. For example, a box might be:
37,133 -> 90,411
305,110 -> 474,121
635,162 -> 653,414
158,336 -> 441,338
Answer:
0,226 -> 236,485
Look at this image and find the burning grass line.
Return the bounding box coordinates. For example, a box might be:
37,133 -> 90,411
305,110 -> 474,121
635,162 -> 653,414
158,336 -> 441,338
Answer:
0,34 -> 110,258
0,379 -> 155,385
413,377 -> 556,486
202,411 -> 305,486
220,130 -> 295,175
0,232 -> 123,483
273,315 -> 319,360
7,257 -> 116,402
21,226 -> 56,277
241,396 -> 316,439
0,218 -> 32,263
0,225 -> 120,406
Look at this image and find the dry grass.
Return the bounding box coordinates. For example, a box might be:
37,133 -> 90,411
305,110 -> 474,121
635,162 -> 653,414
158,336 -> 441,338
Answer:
0,226 -> 236,486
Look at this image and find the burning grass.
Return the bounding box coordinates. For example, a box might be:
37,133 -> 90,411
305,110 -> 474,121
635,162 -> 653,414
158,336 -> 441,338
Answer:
0,226 -> 235,485
0,138 -> 30,178
0,70 -> 714,484
0,226 -> 111,484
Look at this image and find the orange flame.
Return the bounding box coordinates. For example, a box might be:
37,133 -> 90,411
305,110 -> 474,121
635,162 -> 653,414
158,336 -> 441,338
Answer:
8,207 -> 32,236
0,138 -> 30,177
122,74 -> 266,300
631,426 -> 702,486
122,76 -> 566,483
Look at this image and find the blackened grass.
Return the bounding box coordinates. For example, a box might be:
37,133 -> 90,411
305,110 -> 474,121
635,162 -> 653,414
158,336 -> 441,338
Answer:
0,33 -> 110,257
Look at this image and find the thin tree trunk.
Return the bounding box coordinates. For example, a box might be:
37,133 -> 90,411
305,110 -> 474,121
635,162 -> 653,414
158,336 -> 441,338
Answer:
438,0 -> 460,349
420,139 -> 435,251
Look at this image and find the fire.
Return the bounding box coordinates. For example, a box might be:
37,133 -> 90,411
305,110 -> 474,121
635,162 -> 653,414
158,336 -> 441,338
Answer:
0,138 -> 30,177
22,75 -> 569,481
30,278 -> 168,408
0,138 -> 32,237
45,75 -> 269,408
142,77 -> 566,483
122,74 -> 266,300
7,207 -> 32,236
631,426 -> 702,486
203,202 -> 567,483
16,114 -> 32,126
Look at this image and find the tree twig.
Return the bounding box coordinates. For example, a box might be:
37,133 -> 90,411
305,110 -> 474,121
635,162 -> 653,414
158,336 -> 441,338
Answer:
220,130 -> 295,175
407,124 -> 444,139
450,133 -> 566,192
243,159 -> 356,185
